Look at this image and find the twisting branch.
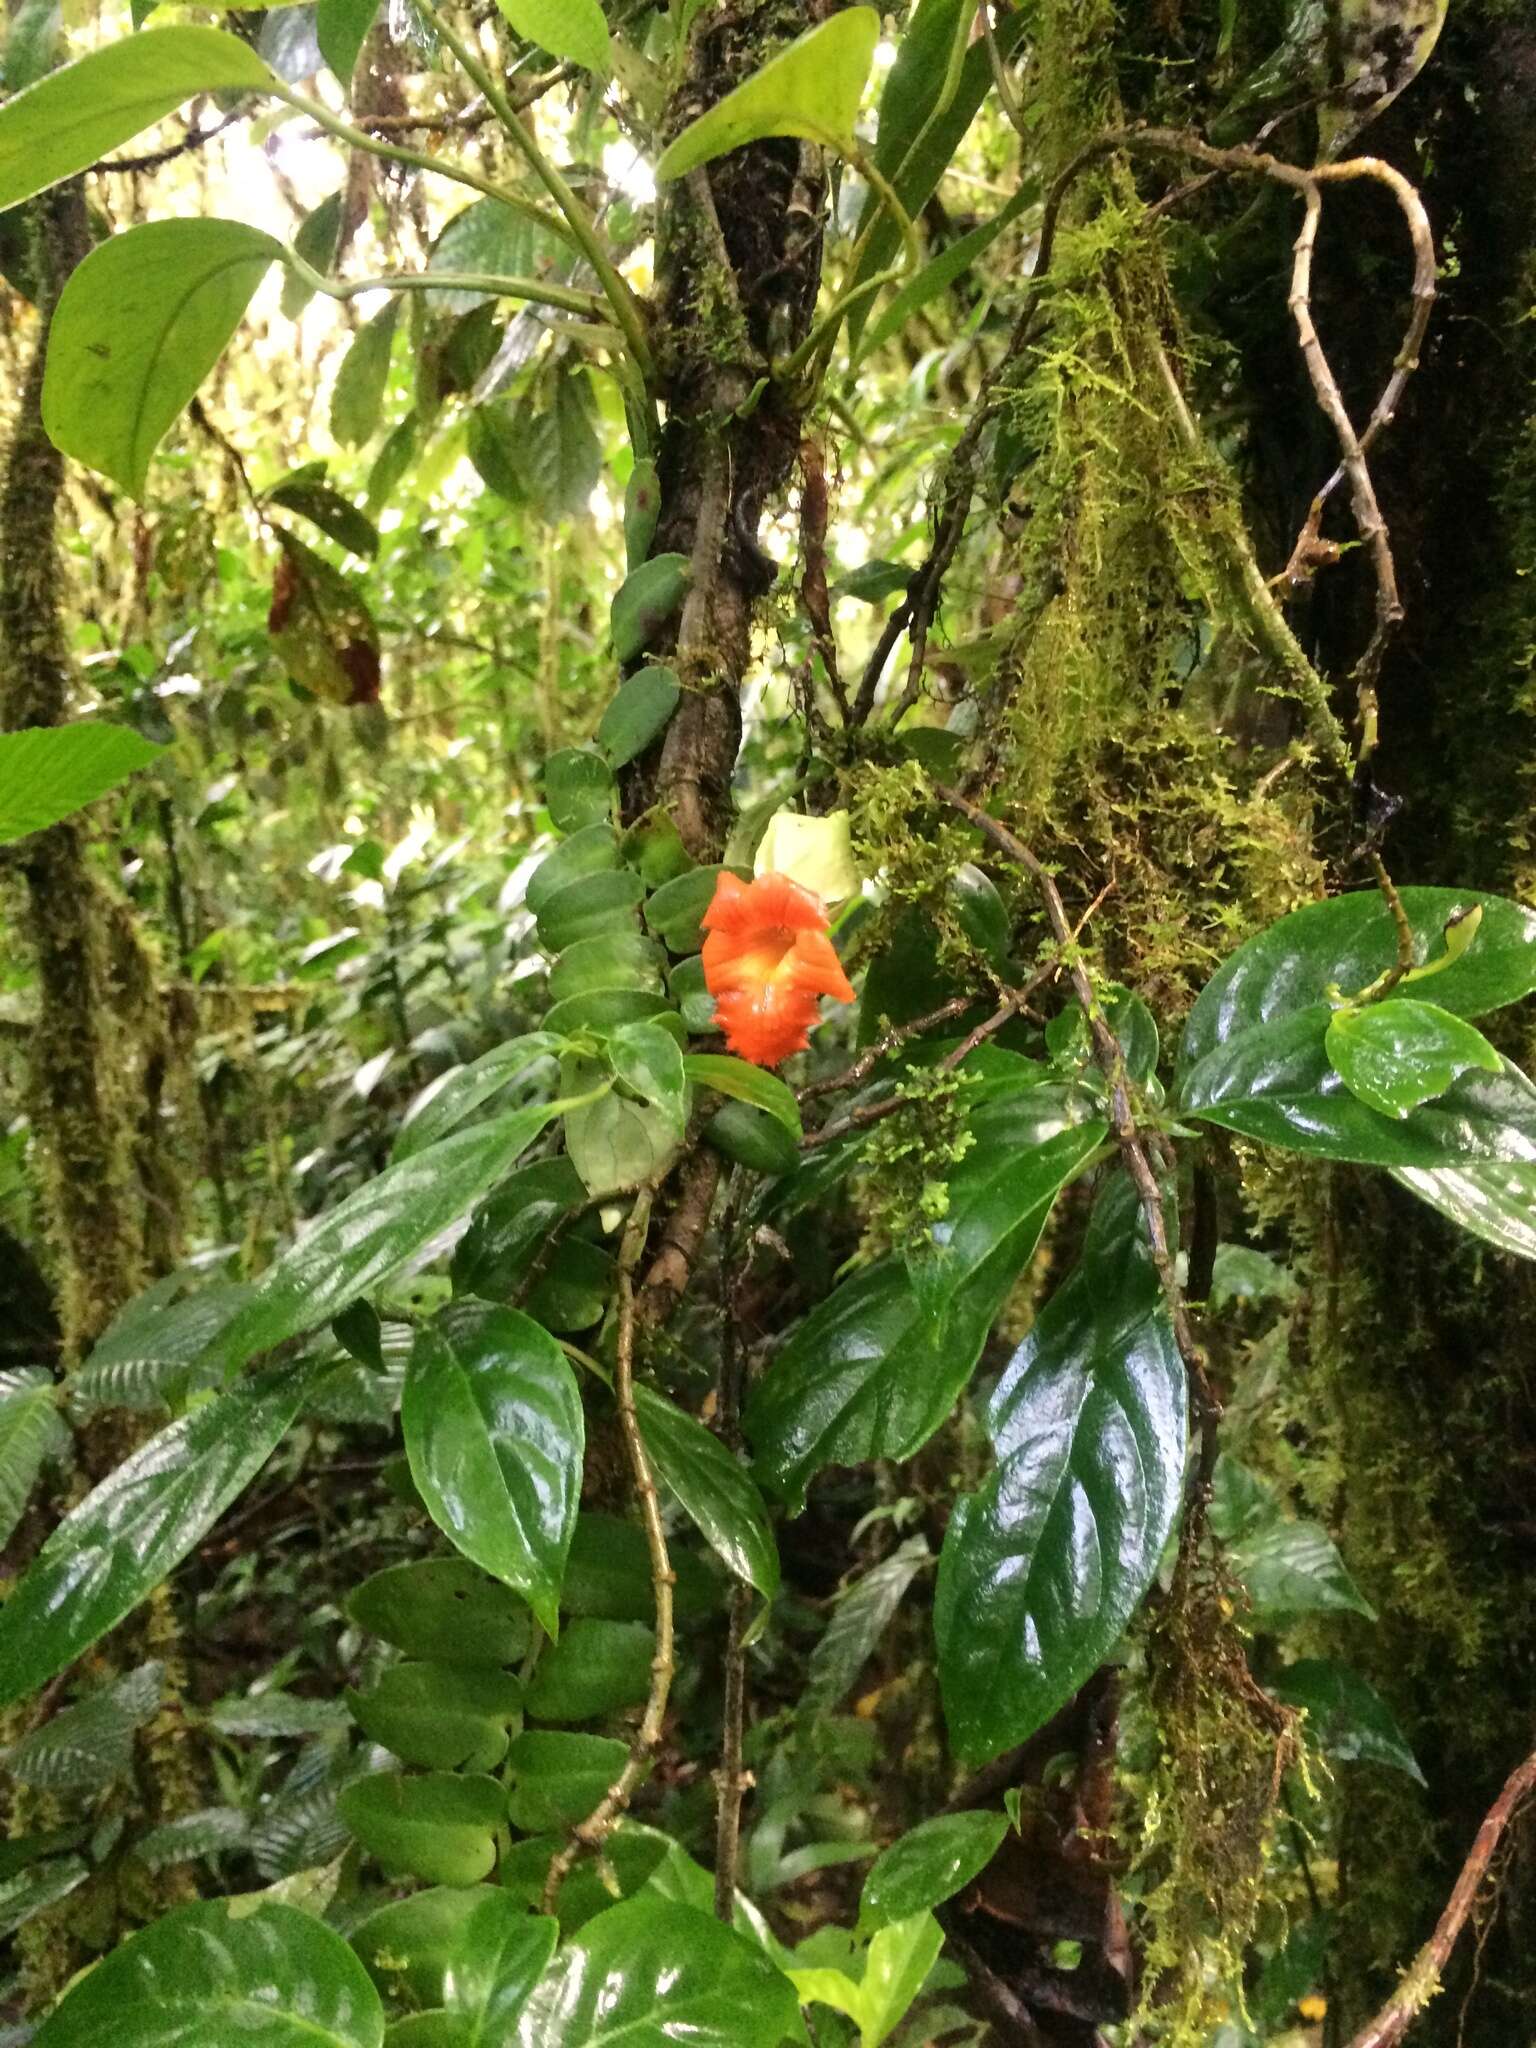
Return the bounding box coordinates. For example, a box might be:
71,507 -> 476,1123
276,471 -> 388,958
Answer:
95,108 -> 251,174
935,786 -> 1222,1497
1345,1742 -> 1536,2048
541,1188 -> 675,1909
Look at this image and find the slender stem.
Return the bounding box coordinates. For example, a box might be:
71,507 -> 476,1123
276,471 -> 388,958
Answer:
411,0 -> 656,386
541,1189 -> 674,1910
282,250 -> 604,320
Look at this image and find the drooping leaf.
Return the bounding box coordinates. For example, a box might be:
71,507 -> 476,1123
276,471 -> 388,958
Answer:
513,1895 -> 801,2047
859,1811 -> 1009,1931
317,0 -> 380,83
935,1174 -> 1187,1762
264,473 -> 379,557
596,665 -> 681,768
451,1157 -> 588,1302
655,9 -> 880,180
0,1367 -> 68,1548
2,1662 -> 163,1791
0,28 -> 274,212
633,1385 -> 779,1599
402,1300 -> 584,1637
803,1538 -> 930,1716
394,1033 -> 560,1161
346,1558 -> 534,1667
855,182 -> 1035,363
268,527 -> 382,705
0,1360 -> 313,1712
1325,997 -> 1500,1120
339,1771 -> 505,1888
524,1618 -> 654,1721
0,722 -> 165,845
42,218 -> 280,497
332,297 -> 400,448
495,0 -> 611,74
1209,1458 -> 1375,1621
682,1054 -> 801,1136
1271,1659 -> 1424,1782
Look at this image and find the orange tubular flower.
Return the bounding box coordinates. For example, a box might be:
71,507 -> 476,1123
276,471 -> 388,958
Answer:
701,871 -> 856,1068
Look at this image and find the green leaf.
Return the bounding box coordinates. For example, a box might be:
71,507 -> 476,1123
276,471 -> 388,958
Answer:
633,1385 -> 779,1599
354,1888 -> 557,2034
2,0 -> 62,93
403,1300 -> 583,1637
520,372 -> 602,523
527,824 -> 620,915
0,1359 -> 312,1712
682,1054 -> 802,1136
495,0 -> 611,74
563,1055 -> 681,1198
317,0 -> 380,82
0,28 -> 274,211
803,1538 -> 929,1716
935,1174 -> 1187,1762
1392,1159 -> 1536,1260
544,748 -> 615,833
348,1662 -> 523,1771
0,722 -> 165,845
597,666 -> 681,769
340,1771 -> 505,1888
207,1101 -> 574,1377
33,1898 -> 383,2048
332,297 -> 400,448
347,1558 -> 534,1667
655,8 -> 879,179
703,1099 -> 799,1176
2,1662 -> 162,1791
608,1019 -> 688,1137
611,553 -> 690,665
526,1238 -> 613,1334
0,1857 -> 89,1942
42,218 -> 280,496
525,1618 -> 654,1721
0,1367 -> 67,1548
859,1912 -> 946,2047
264,474 -> 379,557
394,1033 -> 560,1161
561,1512 -> 717,1624
550,932 -> 667,1004
748,1110 -> 1106,1510
507,1729 -> 632,1832
1271,1659 -> 1424,1782
624,459 -> 661,570
1209,1458 -> 1375,1622
536,870 -> 645,952
1325,998 -> 1500,1120
859,1811 -> 1008,1931
283,190 -> 344,317
513,1895 -> 802,2046
855,182 -> 1034,363
134,1806 -> 249,1870
451,1157 -> 588,1302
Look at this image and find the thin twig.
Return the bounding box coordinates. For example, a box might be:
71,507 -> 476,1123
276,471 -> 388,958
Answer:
798,995 -> 974,1103
541,1189 -> 674,1909
1345,1742 -> 1536,2048
95,108 -> 250,174
712,1178 -> 752,1919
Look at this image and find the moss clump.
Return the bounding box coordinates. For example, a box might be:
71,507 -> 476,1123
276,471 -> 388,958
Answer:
852,1065 -> 976,1264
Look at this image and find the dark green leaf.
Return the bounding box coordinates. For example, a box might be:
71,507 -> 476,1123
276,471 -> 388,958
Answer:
317,0 -> 381,84
856,183 -> 1035,363
525,1237 -> 612,1334
1271,1659 -> 1424,1782
451,1157 -> 587,1302
644,865 -> 747,953
0,1367 -> 68,1548
948,862 -> 1011,970
42,218 -> 280,496
549,932 -> 667,1003
283,192 -> 344,317
0,1360 -> 312,1712
596,666 -> 681,768
0,28 -> 273,211
544,748 -> 615,834
32,1899 -> 383,2048
525,1618 -> 653,1721
611,554 -> 690,665
0,722 -> 165,845
133,1806 -> 249,1870
669,955 -> 716,1033
655,9 -> 879,178
340,1771 -> 505,1887
348,1662 -> 523,1771
0,1857 -> 89,1942
536,870 -> 645,952
1326,998 -> 1500,1120
1209,1458 -> 1374,1621
1392,1159 -> 1536,1260
633,1385 -> 779,1599
513,1895 -> 801,2046
2,1661 -> 162,1791
561,1512 -> 717,1624
355,1888 -> 557,2033
682,1054 -> 801,1136
623,460 -> 661,570
507,1729 -> 632,1832
935,1174 -> 1187,1762
527,825 -> 621,916
859,1811 -> 1009,1930
520,372 -> 601,523
264,474 -> 379,558
332,298 -> 401,449
403,1300 -> 584,1636
346,1558 -> 534,1667
703,1100 -> 800,1176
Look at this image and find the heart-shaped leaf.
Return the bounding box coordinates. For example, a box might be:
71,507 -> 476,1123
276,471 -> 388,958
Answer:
346,1557 -> 534,1667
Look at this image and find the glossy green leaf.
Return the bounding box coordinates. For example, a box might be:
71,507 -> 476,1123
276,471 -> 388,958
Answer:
346,1558 -> 534,1667
1326,998 -> 1500,1120
644,865 -> 745,952
507,1729 -> 632,1832
32,1898 -> 383,2048
1392,1159 -> 1536,1260
208,1101 -> 573,1376
42,218 -> 280,496
525,1618 -> 653,1721
610,553 -> 690,664
317,0 -> 380,82
348,1662 -> 523,1771
451,1157 -> 588,1302
550,932 -> 667,1003
748,1108 -> 1106,1510
0,722 -> 165,845
536,870 -> 645,951
1209,1458 -> 1375,1622
526,1238 -> 613,1334
355,1888 -> 557,2035
608,1019 -> 688,1136
803,1537 -> 929,1715
513,1895 -> 801,2046
633,1384 -> 779,1599
403,1300 -> 583,1638
340,1771 -> 505,1887
394,1033 -> 560,1161
1271,1659 -> 1424,1782
792,1912 -> 943,2048
596,665 -> 681,769
0,28 -> 274,211
563,1055 -> 681,1197
332,297 -> 400,448
0,1367 -> 67,1549
859,1811 -> 1008,1931
682,1054 -> 802,1136
623,459 -> 661,570
544,748 -> 615,833
0,1359 -> 312,1712
703,1099 -> 799,1176
935,1175 -> 1187,1762
496,0 -> 610,73
655,9 -> 879,179
948,862 -> 1011,970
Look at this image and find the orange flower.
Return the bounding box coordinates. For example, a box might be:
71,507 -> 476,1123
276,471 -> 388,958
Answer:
701,871 -> 855,1068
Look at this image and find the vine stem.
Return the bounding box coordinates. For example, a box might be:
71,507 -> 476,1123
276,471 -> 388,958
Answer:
280,252 -> 604,321
1345,1742 -> 1536,2048
541,1187 -> 675,1911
